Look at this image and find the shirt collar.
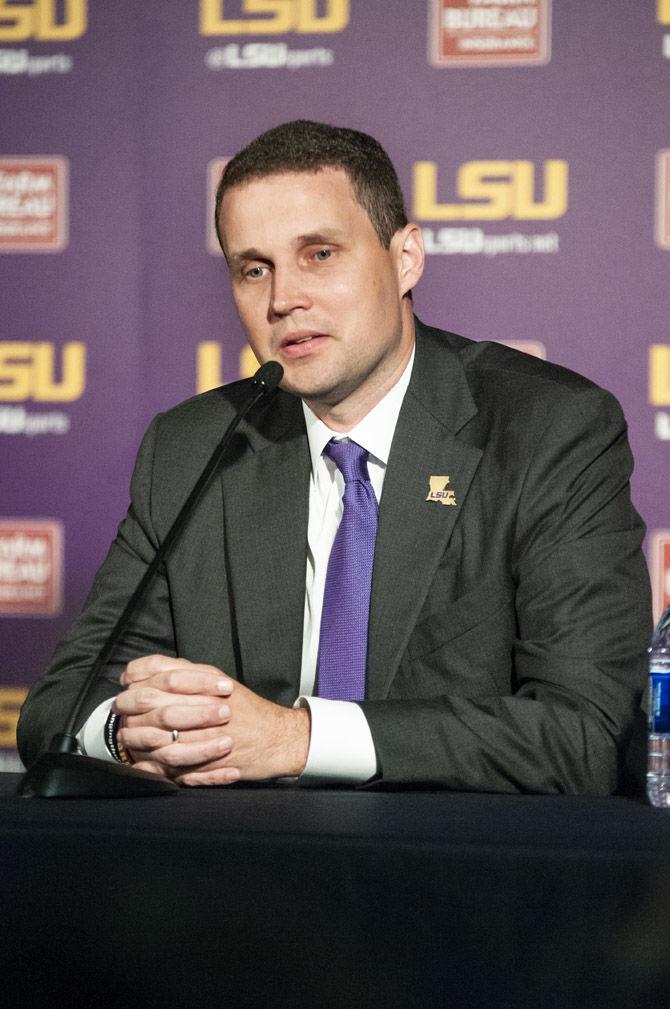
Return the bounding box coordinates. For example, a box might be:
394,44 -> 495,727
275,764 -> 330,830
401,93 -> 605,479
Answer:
302,347 -> 415,475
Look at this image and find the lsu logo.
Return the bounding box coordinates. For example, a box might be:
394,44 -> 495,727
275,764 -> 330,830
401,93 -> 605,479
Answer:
651,531 -> 670,623
650,345 -> 670,406
656,151 -> 670,250
0,0 -> 86,41
430,0 -> 551,67
413,160 -> 568,221
197,342 -> 258,393
0,342 -> 86,402
0,688 -> 28,748
426,476 -> 457,507
0,520 -> 62,617
0,157 -> 68,252
200,0 -> 349,35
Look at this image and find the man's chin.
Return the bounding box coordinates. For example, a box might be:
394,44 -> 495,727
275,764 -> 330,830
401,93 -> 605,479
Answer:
281,378 -> 340,405
278,370 -> 348,409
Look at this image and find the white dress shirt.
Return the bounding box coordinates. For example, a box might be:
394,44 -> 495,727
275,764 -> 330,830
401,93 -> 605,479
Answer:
79,349 -> 415,784
296,349 -> 414,783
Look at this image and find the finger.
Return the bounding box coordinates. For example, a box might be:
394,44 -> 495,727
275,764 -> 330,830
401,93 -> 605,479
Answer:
113,686 -> 170,716
113,687 -> 226,717
122,658 -> 234,692
121,706 -> 232,746
119,725 -> 178,752
122,729 -> 233,767
121,654 -> 193,685
177,767 -> 241,787
119,701 -> 231,732
123,725 -> 226,751
128,759 -> 170,779
158,735 -> 234,769
129,669 -> 234,697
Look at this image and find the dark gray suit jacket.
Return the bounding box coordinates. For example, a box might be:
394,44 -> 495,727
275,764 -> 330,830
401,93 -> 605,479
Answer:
18,320 -> 652,792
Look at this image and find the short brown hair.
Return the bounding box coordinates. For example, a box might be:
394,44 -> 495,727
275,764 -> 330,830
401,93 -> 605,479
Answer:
215,120 -> 408,251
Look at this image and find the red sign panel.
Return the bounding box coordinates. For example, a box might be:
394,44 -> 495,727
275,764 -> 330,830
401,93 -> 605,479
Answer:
0,520 -> 63,616
430,0 -> 551,67
656,151 -> 670,250
0,157 -> 68,252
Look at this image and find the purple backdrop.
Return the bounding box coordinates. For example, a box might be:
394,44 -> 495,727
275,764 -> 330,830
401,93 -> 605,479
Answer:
1,0 -> 669,768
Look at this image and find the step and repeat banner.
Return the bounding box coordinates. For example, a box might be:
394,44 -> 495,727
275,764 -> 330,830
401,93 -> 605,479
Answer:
1,1 -> 669,768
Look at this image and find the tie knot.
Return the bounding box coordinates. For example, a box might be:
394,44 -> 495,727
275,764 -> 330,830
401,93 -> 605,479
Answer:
324,439 -> 370,484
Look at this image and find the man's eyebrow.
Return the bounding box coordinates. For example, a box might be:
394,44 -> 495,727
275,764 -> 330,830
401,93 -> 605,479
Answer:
226,248 -> 267,268
295,229 -> 347,245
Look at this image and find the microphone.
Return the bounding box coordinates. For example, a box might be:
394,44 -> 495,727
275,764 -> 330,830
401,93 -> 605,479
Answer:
18,360 -> 284,799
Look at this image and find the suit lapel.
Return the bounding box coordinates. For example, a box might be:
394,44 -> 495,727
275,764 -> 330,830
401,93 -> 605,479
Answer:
221,394 -> 310,704
367,321 -> 483,699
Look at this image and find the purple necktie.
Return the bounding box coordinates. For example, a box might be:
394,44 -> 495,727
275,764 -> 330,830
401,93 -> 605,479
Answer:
317,439 -> 378,701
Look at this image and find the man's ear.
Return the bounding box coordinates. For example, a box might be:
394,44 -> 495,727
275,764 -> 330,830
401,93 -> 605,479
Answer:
394,223 -> 425,298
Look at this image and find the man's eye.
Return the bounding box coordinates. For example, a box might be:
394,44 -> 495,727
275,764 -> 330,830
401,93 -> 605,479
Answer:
245,266 -> 266,279
314,249 -> 332,261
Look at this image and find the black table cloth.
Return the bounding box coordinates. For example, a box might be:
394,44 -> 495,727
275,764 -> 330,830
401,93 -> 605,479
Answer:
1,773 -> 669,1008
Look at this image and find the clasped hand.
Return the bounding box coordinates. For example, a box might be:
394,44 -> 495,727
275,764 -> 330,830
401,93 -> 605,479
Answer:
112,654 -> 310,786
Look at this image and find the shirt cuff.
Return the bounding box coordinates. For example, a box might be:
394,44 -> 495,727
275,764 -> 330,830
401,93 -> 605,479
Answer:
294,696 -> 379,785
76,698 -> 116,762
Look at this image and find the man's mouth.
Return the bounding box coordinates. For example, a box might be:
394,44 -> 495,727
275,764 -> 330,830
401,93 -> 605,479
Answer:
279,332 -> 328,357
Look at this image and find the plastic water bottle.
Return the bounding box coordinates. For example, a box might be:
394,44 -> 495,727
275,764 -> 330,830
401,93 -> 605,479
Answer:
647,604 -> 670,807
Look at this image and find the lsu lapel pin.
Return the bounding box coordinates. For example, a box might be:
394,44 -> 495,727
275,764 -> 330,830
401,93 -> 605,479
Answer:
426,475 -> 457,507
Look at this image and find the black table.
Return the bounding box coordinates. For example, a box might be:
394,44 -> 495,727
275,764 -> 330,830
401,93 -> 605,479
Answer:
1,773 -> 669,1008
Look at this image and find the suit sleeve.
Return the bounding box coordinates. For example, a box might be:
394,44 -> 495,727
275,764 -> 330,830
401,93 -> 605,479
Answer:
360,387 -> 652,795
17,416 -> 177,768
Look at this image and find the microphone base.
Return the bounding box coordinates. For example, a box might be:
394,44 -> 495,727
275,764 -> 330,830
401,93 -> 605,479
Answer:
17,751 -> 179,798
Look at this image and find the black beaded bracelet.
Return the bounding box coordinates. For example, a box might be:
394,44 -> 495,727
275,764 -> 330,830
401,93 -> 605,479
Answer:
104,710 -> 130,764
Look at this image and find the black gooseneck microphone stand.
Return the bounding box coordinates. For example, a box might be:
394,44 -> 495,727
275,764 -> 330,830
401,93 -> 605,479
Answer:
18,361 -> 284,798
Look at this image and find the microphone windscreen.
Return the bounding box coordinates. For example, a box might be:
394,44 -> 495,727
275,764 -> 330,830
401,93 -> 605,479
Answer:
252,360 -> 284,394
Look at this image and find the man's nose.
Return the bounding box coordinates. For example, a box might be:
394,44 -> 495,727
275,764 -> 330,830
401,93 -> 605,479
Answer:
269,266 -> 311,317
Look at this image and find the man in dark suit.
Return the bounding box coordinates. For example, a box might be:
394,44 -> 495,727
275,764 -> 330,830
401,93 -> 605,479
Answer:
18,121 -> 651,793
